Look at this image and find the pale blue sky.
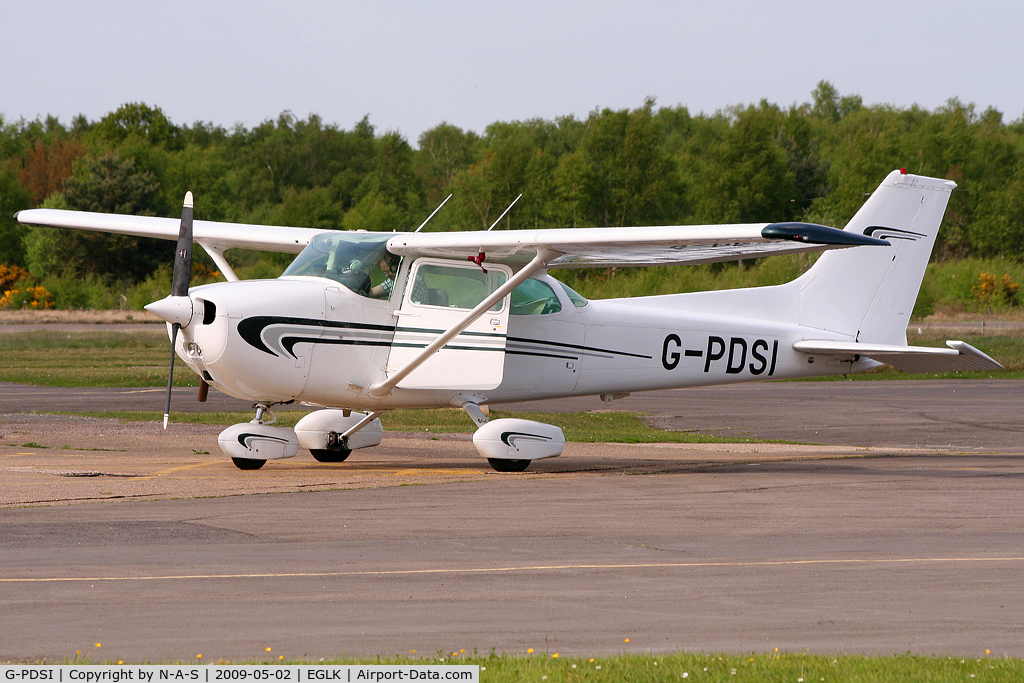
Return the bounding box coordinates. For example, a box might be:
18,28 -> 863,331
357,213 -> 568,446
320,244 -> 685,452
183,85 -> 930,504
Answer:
3,0 -> 1021,143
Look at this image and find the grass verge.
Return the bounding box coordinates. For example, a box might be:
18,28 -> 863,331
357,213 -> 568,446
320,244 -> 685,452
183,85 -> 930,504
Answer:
0,330 -> 196,387
50,408 -> 746,444
43,652 -> 1022,681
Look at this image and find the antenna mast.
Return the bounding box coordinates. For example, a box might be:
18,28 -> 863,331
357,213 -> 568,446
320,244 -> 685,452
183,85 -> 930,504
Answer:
414,194 -> 453,233
486,194 -> 522,231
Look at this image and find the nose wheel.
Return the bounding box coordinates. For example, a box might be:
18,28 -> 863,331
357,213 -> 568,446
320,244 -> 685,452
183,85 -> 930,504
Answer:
231,457 -> 266,470
310,447 -> 352,462
487,458 -> 531,472
221,403 -> 299,469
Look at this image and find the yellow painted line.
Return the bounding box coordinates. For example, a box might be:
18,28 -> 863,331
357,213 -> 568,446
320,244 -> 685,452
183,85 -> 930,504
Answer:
144,461 -> 223,477
388,469 -> 478,476
4,556 -> 1024,583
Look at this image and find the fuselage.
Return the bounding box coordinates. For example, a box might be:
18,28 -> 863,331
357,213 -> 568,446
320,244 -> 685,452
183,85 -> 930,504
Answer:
172,264 -> 871,412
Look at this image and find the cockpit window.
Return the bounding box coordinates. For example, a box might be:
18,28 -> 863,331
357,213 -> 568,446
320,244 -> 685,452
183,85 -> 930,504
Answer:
281,232 -> 393,298
408,262 -> 507,311
510,278 -> 562,315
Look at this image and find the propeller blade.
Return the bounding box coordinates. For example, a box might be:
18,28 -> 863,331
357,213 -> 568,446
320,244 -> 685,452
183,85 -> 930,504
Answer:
162,192 -> 194,430
163,323 -> 179,430
172,191 -> 194,297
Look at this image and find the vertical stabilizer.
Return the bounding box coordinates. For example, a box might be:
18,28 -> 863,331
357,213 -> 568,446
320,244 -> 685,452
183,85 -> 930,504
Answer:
796,170 -> 955,344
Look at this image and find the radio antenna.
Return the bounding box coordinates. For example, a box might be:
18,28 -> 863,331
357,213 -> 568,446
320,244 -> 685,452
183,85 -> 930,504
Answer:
414,194 -> 453,233
486,193 -> 522,231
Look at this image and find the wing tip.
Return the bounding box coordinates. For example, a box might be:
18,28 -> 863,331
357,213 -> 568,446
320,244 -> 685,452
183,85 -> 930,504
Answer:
762,222 -> 889,247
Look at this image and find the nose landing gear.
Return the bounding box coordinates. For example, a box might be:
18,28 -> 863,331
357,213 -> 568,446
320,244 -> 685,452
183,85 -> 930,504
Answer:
219,403 -> 300,470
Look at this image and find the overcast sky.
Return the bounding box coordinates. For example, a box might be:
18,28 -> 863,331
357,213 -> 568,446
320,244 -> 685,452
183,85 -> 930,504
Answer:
3,0 -> 1021,145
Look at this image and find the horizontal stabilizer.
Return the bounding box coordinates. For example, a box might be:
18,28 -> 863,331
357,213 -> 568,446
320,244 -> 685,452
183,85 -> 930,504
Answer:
793,339 -> 1003,374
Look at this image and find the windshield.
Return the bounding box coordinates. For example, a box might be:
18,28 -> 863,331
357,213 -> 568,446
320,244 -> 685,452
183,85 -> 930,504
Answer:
281,232 -> 394,297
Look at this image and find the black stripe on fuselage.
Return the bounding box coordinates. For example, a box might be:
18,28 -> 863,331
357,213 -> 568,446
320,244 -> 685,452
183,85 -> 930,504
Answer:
506,335 -> 652,360
239,317 -> 654,363
238,316 -> 397,358
505,349 -> 580,361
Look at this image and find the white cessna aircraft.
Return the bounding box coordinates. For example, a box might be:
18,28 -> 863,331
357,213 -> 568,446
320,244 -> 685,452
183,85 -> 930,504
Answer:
15,170 -> 1001,471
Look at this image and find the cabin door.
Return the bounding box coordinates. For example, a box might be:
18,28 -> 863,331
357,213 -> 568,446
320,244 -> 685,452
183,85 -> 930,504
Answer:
386,258 -> 512,391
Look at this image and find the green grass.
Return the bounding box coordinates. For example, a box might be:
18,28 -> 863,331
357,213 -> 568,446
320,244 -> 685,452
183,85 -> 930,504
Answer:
457,651 -> 1018,682
51,408 -> 742,444
0,330 -> 197,387
46,652 -> 1023,681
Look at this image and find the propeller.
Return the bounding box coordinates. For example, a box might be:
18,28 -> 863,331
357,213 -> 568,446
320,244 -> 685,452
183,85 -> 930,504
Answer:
145,192 -> 194,429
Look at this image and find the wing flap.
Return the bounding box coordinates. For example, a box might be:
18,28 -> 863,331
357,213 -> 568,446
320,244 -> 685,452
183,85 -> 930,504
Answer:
793,340 -> 1003,373
388,221 -> 886,268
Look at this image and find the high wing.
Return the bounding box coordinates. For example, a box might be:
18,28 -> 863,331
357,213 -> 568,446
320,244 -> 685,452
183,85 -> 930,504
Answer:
386,222 -> 888,268
16,207 -> 886,273
14,208 -> 326,252
14,208 -> 329,281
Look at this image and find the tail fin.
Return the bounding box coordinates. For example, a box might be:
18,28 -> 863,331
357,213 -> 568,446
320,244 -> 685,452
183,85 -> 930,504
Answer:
795,170 -> 956,344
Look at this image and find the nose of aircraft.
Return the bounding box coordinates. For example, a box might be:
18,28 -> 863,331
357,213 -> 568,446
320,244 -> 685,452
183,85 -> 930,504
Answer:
145,294 -> 195,328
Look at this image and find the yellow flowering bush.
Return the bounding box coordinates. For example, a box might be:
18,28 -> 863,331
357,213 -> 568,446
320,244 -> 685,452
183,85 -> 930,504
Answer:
973,272 -> 1020,306
973,272 -> 996,301
0,285 -> 56,310
0,264 -> 30,292
0,262 -> 56,310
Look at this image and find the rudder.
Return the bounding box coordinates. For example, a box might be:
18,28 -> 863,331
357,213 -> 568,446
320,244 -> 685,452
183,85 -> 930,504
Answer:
795,170 -> 956,344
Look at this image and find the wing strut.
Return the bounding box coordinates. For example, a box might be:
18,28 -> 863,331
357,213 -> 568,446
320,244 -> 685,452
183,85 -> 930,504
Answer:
197,241 -> 239,282
366,248 -> 559,398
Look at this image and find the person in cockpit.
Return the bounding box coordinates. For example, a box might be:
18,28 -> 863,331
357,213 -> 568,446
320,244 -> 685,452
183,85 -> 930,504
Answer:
370,254 -> 401,299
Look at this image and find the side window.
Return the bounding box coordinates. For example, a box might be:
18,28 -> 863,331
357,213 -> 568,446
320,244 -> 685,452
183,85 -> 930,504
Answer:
408,262 -> 508,311
510,279 -> 562,315
559,281 -> 589,308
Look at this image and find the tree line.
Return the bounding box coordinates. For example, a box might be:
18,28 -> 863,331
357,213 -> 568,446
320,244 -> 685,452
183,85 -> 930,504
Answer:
1,81 -> 1023,288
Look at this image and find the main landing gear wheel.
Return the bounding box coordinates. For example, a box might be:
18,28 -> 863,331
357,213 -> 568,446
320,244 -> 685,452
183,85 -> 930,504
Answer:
310,448 -> 352,463
231,457 -> 267,470
487,458 -> 531,472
